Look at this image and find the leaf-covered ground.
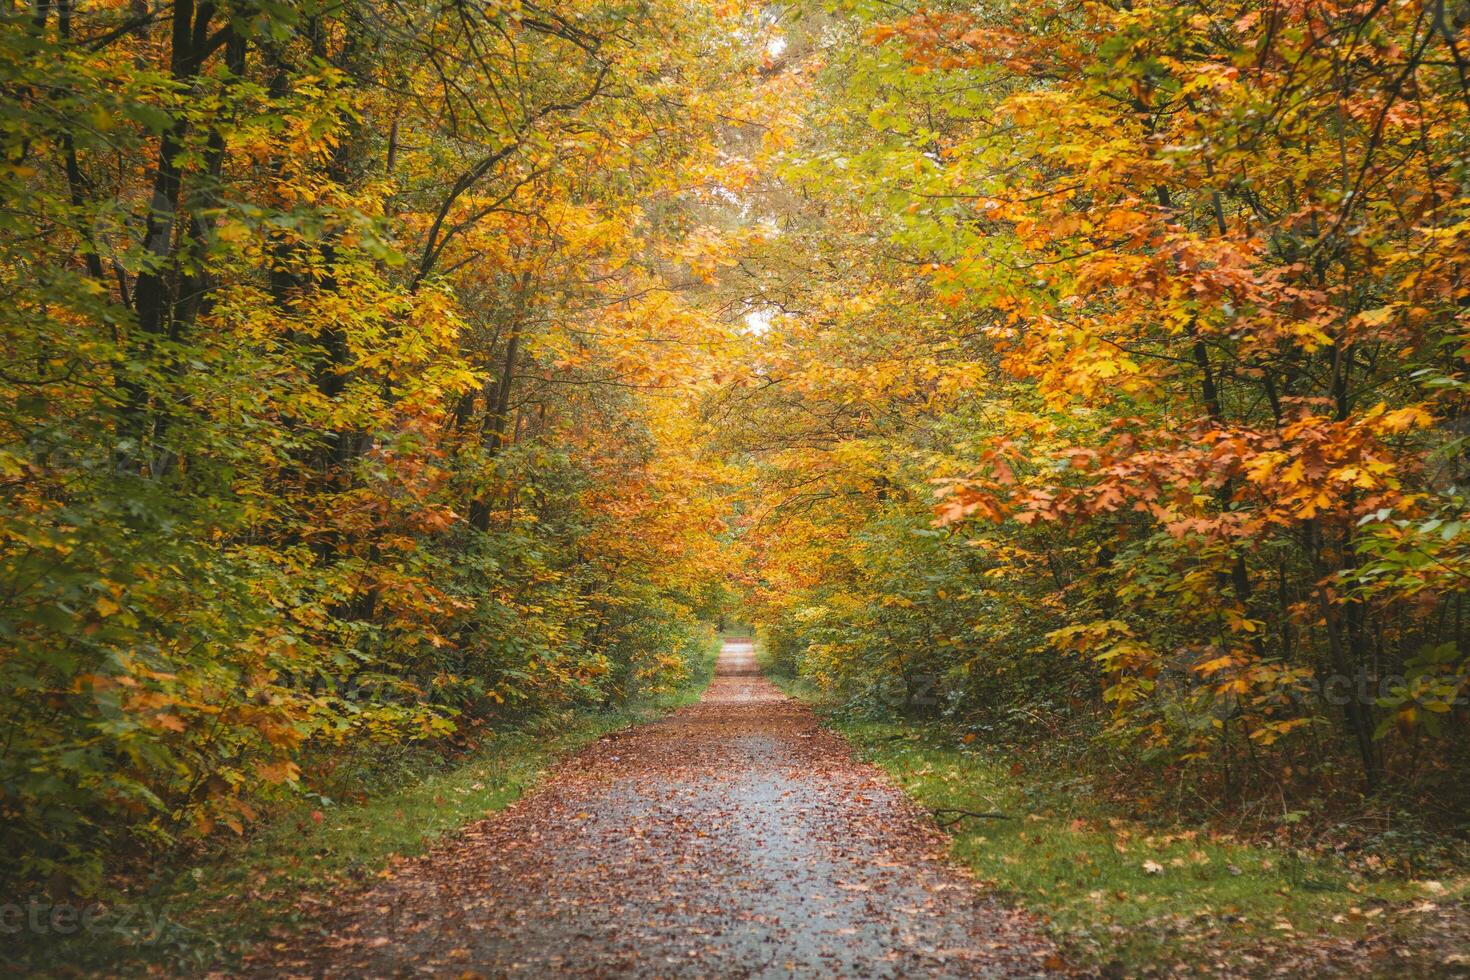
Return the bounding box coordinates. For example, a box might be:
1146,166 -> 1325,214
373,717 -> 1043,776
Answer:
247,641 -> 1059,977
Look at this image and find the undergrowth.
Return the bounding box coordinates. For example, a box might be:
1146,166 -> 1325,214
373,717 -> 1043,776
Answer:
4,636 -> 721,977
760,647 -> 1470,976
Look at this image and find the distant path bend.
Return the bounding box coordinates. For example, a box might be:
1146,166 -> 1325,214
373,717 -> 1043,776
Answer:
254,640 -> 1058,977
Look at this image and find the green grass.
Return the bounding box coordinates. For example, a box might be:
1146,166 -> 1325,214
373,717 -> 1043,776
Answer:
8,637 -> 722,977
760,655 -> 1469,976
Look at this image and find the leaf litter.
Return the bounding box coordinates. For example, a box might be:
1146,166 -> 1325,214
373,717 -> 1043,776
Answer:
246,641 -> 1060,977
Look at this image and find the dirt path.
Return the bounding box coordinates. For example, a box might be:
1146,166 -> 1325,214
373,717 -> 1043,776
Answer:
251,641 -> 1057,977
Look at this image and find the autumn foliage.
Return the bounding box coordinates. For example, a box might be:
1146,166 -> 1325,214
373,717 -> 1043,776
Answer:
0,0 -> 743,892
736,0 -> 1470,815
5,0 -> 1470,906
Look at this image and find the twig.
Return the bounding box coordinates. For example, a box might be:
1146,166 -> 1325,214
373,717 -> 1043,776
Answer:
932,807 -> 1014,828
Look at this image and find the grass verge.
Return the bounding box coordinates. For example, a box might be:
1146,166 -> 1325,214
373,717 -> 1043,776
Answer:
760,654 -> 1470,977
8,635 -> 722,977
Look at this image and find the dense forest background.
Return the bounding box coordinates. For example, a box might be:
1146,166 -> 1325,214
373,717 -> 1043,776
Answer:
4,0 -> 1470,930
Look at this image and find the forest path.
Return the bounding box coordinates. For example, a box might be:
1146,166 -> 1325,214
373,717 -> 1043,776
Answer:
250,640 -> 1056,977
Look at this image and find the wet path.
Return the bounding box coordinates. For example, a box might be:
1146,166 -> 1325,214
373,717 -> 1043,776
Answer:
253,641 -> 1056,977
